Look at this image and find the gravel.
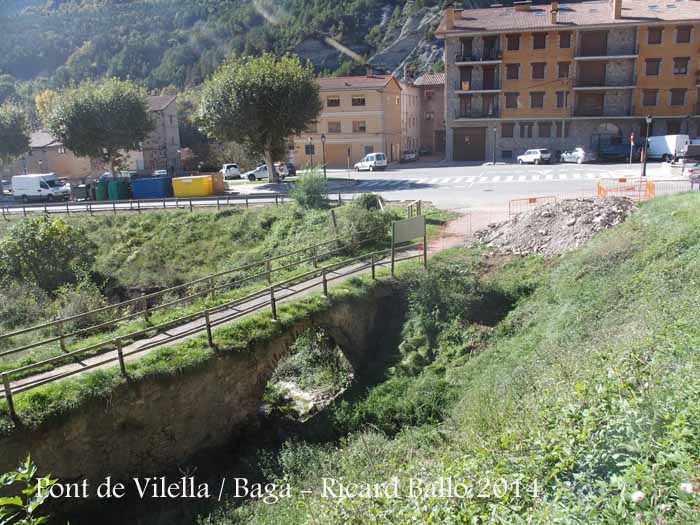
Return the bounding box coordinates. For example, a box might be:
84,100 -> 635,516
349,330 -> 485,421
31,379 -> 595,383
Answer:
475,197 -> 637,256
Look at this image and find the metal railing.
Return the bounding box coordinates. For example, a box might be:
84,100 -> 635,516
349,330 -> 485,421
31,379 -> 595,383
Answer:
0,224 -> 389,366
0,244 -> 423,422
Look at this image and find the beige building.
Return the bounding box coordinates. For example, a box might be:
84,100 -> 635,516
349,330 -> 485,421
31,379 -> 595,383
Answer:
401,80 -> 421,153
10,130 -> 99,182
128,95 -> 181,175
413,73 -> 446,156
293,75 -> 403,168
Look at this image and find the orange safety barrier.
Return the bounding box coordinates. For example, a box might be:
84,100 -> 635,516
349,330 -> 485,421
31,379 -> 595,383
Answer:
596,178 -> 648,201
508,195 -> 557,217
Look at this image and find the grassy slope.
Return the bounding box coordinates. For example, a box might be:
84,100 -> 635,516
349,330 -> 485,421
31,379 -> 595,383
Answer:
209,192 -> 700,524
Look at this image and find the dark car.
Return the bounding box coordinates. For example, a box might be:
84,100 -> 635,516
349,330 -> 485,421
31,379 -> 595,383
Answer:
285,163 -> 297,177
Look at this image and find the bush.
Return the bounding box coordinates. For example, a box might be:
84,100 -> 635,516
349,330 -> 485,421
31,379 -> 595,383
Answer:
0,216 -> 96,293
0,456 -> 55,525
289,173 -> 328,209
0,283 -> 49,330
52,278 -> 110,331
352,193 -> 381,210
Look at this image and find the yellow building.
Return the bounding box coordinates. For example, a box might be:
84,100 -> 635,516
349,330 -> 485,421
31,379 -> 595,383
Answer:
437,0 -> 700,162
293,75 -> 403,169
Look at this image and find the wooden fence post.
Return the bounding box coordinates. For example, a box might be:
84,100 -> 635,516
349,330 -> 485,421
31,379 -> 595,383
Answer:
322,268 -> 328,298
116,338 -> 127,377
204,309 -> 214,349
58,320 -> 67,353
269,287 -> 277,321
209,277 -> 215,300
143,293 -> 150,324
312,246 -> 318,268
423,222 -> 428,269
2,373 -> 18,424
371,255 -> 376,280
265,259 -> 272,284
391,222 -> 396,277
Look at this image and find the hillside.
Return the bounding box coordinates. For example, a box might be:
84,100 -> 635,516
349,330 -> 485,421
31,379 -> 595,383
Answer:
0,0 -> 486,101
201,192 -> 700,524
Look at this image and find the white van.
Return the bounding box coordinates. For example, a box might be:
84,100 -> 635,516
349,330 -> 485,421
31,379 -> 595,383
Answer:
12,173 -> 70,203
354,153 -> 388,172
646,135 -> 690,162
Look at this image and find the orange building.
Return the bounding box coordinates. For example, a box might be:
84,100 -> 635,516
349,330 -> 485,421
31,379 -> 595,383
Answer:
437,0 -> 700,162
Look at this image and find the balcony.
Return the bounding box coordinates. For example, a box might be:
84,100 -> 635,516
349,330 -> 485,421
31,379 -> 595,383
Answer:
575,49 -> 638,61
455,108 -> 501,120
573,106 -> 634,117
573,80 -> 636,90
455,48 -> 502,64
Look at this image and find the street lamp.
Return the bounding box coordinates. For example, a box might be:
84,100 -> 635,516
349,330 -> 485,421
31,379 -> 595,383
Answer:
320,133 -> 327,179
308,137 -> 314,168
492,127 -> 497,165
642,115 -> 652,178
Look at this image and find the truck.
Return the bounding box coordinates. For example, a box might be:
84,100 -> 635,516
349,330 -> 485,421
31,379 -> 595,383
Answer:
646,135 -> 690,162
12,173 -> 71,203
680,140 -> 700,161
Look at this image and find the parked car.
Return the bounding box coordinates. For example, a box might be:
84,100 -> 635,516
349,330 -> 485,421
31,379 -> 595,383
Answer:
560,147 -> 596,164
1,180 -> 11,194
12,173 -> 70,203
243,165 -> 282,182
401,150 -> 418,162
599,143 -> 640,162
220,163 -> 241,179
354,152 -> 388,172
647,135 -> 690,162
284,163 -> 297,177
517,149 -> 551,165
418,146 -> 432,156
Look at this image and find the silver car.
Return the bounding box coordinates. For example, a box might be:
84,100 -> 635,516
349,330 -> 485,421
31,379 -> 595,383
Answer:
560,147 -> 595,164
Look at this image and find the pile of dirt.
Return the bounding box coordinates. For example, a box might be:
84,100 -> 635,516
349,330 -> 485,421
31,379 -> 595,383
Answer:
475,197 -> 636,255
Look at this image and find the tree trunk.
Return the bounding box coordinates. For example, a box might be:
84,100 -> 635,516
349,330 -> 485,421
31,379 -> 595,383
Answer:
264,146 -> 277,184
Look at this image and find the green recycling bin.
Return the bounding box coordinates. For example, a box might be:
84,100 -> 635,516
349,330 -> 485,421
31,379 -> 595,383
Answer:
108,178 -> 130,201
95,181 -> 109,201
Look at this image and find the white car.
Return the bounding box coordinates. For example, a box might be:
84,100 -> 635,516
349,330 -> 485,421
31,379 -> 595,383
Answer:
560,147 -> 596,164
517,149 -> 552,165
243,165 -> 281,182
354,153 -> 388,172
220,163 -> 241,179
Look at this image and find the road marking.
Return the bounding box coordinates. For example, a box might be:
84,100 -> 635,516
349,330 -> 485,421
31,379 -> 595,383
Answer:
518,175 -> 527,181
572,173 -> 582,180
492,175 -> 501,182
545,174 -> 554,181
506,175 -> 514,182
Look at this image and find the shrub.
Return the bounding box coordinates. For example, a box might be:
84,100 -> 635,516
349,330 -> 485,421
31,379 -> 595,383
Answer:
289,173 -> 328,209
52,278 -> 109,331
0,283 -> 49,330
352,193 -> 381,210
0,456 -> 55,525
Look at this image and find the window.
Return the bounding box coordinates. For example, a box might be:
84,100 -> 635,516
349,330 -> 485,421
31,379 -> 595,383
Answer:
505,92 -> 519,109
565,122 -> 571,138
502,150 -> 513,160
642,89 -> 658,106
501,64 -> 519,81
395,96 -> 400,105
169,115 -> 173,125
556,91 -> 568,108
559,32 -> 572,49
327,97 -> 340,107
520,122 -> 533,139
424,89 -> 434,100
532,63 -> 546,79
538,122 -> 552,138
673,57 -> 689,75
39,181 -> 49,190
425,111 -> 434,121
558,62 -> 570,79
351,96 -> 366,106
506,34 -> 520,51
502,122 -> 515,138
670,89 -> 686,106
648,27 -> 663,45
364,145 -> 374,155
58,147 -> 66,155
667,121 -> 681,134
645,58 -> 661,76
305,144 -> 315,155
555,121 -> 563,138
306,121 -> 318,133
676,25 -> 691,44
530,91 -> 545,108
533,33 -> 547,49
352,120 -> 367,133
328,121 -> 341,133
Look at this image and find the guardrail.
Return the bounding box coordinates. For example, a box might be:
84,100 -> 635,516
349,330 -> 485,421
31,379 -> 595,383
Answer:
0,224 -> 389,365
0,244 -> 422,422
0,193 -> 293,218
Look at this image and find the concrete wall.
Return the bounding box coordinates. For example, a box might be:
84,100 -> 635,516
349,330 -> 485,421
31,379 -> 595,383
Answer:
0,284 -> 403,492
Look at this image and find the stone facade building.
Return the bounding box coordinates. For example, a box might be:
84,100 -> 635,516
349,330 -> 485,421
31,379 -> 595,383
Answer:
436,0 -> 700,162
413,73 -> 446,156
128,95 -> 181,175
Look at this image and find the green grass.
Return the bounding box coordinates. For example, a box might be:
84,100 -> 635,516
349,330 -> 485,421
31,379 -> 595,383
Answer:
199,192 -> 700,524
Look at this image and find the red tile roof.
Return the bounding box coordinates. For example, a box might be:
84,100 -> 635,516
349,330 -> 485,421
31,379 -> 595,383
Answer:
414,73 -> 445,86
438,0 -> 700,35
317,75 -> 395,91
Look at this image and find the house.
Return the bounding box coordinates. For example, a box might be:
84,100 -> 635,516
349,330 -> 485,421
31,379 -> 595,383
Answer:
127,95 -> 181,175
413,73 -> 446,156
293,75 -> 403,168
436,0 -> 700,162
400,80 -> 421,155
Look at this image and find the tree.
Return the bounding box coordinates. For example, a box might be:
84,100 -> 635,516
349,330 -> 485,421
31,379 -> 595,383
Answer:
198,53 -> 322,183
34,89 -> 57,125
0,104 -> 30,169
46,78 -> 155,174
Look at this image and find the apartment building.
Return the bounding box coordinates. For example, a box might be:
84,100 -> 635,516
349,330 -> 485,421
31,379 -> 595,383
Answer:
436,0 -> 700,162
128,95 -> 181,174
293,75 -> 403,168
401,80 -> 421,153
414,73 -> 447,155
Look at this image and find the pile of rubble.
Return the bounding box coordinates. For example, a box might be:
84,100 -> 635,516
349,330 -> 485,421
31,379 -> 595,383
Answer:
475,197 -> 637,256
